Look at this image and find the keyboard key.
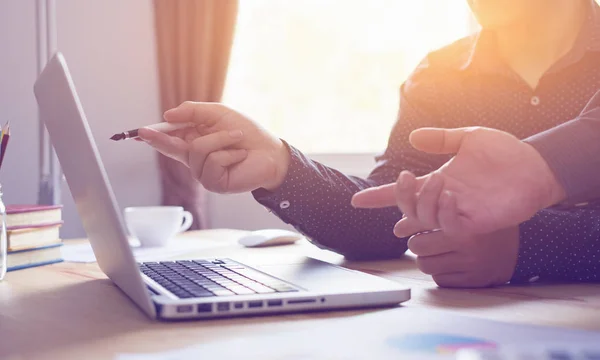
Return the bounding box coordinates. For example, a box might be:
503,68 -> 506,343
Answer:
192,260 -> 213,265
215,281 -> 238,287
176,260 -> 195,265
192,279 -> 213,284
176,292 -> 195,299
189,289 -> 215,298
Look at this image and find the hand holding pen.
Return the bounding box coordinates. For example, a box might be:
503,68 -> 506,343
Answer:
112,102 -> 291,193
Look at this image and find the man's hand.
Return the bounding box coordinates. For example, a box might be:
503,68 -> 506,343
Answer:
352,127 -> 566,236
138,101 -> 291,193
408,226 -> 520,288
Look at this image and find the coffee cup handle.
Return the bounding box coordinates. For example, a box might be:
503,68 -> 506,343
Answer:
179,211 -> 193,232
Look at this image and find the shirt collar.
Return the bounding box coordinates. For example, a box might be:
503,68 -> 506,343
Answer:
459,0 -> 600,73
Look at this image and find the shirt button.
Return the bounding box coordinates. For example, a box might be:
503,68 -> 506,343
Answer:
279,200 -> 290,209
528,275 -> 540,283
530,96 -> 540,106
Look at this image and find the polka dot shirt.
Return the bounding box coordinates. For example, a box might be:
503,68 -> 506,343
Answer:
252,2 -> 600,284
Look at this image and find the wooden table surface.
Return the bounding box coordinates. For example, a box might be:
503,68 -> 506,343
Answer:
2,229 -> 600,359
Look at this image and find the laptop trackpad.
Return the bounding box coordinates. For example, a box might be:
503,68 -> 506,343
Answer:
251,257 -> 386,293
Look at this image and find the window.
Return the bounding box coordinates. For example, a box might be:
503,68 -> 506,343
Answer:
223,0 -> 474,154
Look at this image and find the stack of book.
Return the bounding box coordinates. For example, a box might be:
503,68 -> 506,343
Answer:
6,204 -> 64,271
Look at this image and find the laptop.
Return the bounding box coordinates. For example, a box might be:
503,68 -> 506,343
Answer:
33,52 -> 411,320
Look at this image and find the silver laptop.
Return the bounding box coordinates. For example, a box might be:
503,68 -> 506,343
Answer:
33,52 -> 410,320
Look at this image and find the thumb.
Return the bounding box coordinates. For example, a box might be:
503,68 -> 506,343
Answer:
409,127 -> 474,155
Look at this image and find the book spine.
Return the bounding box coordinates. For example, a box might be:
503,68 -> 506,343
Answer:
6,205 -> 63,214
7,243 -> 63,254
7,221 -> 64,231
7,259 -> 64,272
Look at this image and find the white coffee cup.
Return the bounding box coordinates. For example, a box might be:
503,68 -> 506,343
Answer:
124,206 -> 193,247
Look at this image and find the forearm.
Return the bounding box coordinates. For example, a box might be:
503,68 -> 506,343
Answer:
510,203 -> 600,283
524,90 -> 600,205
252,144 -> 409,260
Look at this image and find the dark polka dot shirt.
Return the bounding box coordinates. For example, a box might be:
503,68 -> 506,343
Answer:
253,1 -> 600,284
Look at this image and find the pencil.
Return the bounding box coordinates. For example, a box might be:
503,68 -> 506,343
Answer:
0,126 -> 5,155
110,122 -> 195,141
0,126 -> 4,164
0,122 -> 10,169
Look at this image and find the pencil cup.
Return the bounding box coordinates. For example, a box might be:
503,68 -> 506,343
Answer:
0,185 -> 7,280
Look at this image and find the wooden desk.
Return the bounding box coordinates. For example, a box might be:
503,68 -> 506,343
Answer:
2,229 -> 600,359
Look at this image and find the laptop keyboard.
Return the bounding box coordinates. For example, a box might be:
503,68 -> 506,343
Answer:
138,259 -> 298,299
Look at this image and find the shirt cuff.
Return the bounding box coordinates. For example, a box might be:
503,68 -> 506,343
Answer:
251,141 -> 321,228
523,109 -> 600,206
510,223 -> 548,284
510,205 -> 600,284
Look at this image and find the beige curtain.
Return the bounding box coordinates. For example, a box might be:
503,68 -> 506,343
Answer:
153,0 -> 238,229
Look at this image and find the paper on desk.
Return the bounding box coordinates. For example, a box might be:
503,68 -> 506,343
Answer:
116,308 -> 600,360
61,240 -> 213,263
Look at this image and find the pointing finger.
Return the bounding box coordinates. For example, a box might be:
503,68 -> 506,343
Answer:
351,183 -> 397,208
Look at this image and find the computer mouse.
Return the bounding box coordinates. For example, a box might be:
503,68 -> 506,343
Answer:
238,229 -> 304,247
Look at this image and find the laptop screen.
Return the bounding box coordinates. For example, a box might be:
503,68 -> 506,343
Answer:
33,52 -> 155,318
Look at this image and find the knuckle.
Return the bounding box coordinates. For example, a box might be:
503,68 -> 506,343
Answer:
468,126 -> 487,139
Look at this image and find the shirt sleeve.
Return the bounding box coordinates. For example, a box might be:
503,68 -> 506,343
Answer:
524,90 -> 600,205
510,201 -> 600,283
251,85 -> 451,260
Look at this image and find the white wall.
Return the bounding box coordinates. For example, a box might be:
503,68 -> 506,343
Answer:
0,1 -> 40,208
0,0 -> 162,239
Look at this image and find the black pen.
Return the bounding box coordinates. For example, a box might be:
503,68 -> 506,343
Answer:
110,122 -> 195,141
